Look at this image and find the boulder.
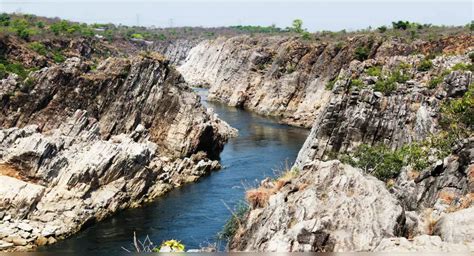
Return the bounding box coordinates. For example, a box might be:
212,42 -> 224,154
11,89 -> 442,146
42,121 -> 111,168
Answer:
231,160 -> 405,251
375,235 -> 473,252
434,207 -> 474,244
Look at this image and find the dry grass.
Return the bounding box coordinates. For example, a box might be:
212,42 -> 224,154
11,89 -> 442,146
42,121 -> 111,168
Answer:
438,190 -> 456,204
246,188 -> 273,208
0,163 -> 24,180
423,209 -> 440,235
446,192 -> 474,213
407,168 -> 420,180
245,167 -> 301,209
0,163 -> 40,183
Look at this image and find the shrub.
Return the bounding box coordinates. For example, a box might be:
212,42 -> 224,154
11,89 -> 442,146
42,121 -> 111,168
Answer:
219,203 -> 249,240
377,26 -> 387,33
440,83 -> 474,136
53,51 -> 65,63
50,20 -> 71,35
158,33 -> 167,40
0,64 -> 6,79
428,76 -> 443,89
392,20 -> 411,30
80,27 -> 94,37
409,30 -> 417,40
469,52 -> 474,62
0,13 -> 10,26
451,62 -> 474,72
5,62 -> 28,79
35,21 -> 45,29
392,68 -> 410,83
325,78 -> 336,90
341,144 -> 404,181
417,59 -> 433,72
350,78 -> 365,89
11,19 -> 34,40
301,31 -> 311,40
366,66 -> 382,77
28,42 -> 47,55
354,46 -> 370,61
131,33 -> 144,40
374,77 -> 396,95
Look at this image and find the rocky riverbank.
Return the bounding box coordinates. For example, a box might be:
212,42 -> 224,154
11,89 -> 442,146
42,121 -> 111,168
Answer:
0,53 -> 235,251
221,34 -> 473,252
230,141 -> 473,252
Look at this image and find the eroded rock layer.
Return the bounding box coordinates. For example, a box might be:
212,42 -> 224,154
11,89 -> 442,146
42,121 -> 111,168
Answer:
0,54 -> 234,251
231,141 -> 473,252
177,34 -> 473,129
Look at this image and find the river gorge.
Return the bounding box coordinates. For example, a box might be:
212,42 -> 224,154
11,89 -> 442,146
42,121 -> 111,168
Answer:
0,12 -> 472,252
40,88 -> 308,253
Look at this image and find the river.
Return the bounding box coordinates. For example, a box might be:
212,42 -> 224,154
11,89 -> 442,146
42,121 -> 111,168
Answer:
41,88 -> 308,254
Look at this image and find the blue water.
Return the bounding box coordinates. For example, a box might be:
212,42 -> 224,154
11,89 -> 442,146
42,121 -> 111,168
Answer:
41,88 -> 308,254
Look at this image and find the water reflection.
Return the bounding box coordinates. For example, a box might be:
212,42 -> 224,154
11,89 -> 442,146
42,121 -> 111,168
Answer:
42,88 -> 308,254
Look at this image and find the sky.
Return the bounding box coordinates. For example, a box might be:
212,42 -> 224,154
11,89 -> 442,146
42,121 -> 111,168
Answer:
0,0 -> 472,31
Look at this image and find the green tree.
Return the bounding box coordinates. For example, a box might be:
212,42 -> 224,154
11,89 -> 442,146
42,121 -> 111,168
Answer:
292,19 -> 304,33
392,20 -> 410,30
377,25 -> 387,33
0,13 -> 10,26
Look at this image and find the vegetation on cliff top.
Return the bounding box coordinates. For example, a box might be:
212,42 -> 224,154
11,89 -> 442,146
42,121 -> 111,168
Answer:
340,82 -> 473,181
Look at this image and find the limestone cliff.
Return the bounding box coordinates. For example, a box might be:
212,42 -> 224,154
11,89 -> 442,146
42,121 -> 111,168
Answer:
177,34 -> 473,129
230,141 -> 473,252
0,54 -> 234,251
176,33 -> 474,252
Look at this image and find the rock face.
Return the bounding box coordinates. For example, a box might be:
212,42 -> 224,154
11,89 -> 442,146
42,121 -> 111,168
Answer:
222,34 -> 473,252
230,160 -> 405,251
0,54 -> 234,251
178,34 -> 473,128
392,140 -> 473,215
1,55 -> 232,158
374,235 -> 473,252
296,59 -> 472,164
231,142 -> 474,252
153,39 -> 201,66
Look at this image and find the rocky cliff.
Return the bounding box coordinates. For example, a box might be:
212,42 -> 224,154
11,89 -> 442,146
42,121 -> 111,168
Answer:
230,140 -> 473,252
177,34 -> 472,128
0,54 -> 234,251
178,33 -> 474,252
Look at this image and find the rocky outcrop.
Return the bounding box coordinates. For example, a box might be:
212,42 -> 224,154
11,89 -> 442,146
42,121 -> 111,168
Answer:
392,139 -> 473,215
434,207 -> 474,245
1,55 -> 232,158
178,34 -> 473,128
296,57 -> 472,163
230,160 -> 405,252
374,235 -> 473,252
231,138 -> 473,252
0,54 -> 234,251
153,39 -> 201,66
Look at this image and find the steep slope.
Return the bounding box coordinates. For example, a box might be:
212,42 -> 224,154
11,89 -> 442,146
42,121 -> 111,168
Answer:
0,54 -> 235,251
178,34 -> 472,128
231,141 -> 473,252
173,33 -> 473,252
